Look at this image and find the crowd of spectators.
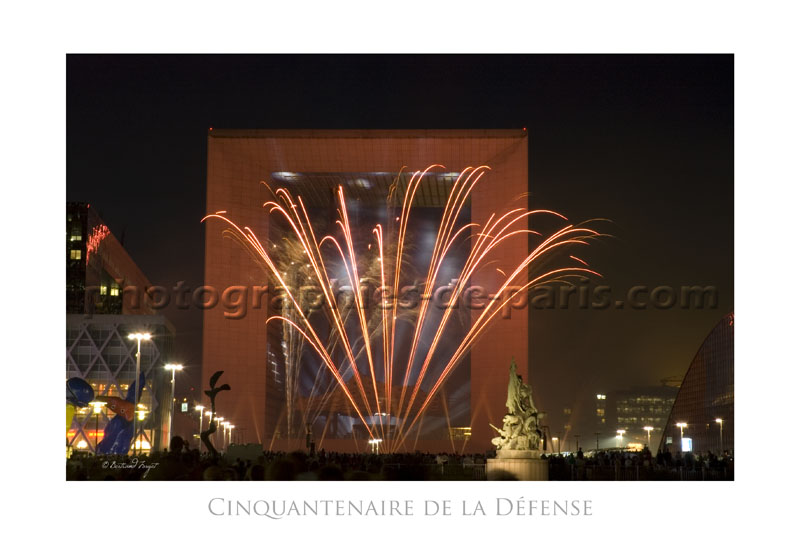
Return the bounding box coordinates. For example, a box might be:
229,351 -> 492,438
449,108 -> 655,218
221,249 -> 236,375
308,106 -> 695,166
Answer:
547,446 -> 734,480
66,436 -> 488,481
66,436 -> 732,481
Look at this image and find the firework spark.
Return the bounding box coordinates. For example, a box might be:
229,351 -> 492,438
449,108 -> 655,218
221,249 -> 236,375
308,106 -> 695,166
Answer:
203,165 -> 602,450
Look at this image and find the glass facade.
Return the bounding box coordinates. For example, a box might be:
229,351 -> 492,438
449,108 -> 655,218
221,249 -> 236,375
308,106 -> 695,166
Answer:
612,387 -> 677,447
659,313 -> 734,455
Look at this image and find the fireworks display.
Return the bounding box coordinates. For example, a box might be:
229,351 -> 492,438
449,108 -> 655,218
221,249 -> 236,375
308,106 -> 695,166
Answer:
203,165 -> 601,451
86,224 -> 110,266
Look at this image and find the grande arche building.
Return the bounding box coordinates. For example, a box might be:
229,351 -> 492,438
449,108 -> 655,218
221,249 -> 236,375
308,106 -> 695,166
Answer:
203,129 -> 531,453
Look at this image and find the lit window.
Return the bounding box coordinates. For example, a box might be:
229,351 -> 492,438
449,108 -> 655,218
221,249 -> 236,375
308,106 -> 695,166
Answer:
100,285 -> 107,295
70,250 -> 82,260
70,234 -> 82,241
110,286 -> 119,296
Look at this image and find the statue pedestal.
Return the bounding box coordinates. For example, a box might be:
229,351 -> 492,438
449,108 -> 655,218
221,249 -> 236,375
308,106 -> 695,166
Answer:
487,450 -> 549,481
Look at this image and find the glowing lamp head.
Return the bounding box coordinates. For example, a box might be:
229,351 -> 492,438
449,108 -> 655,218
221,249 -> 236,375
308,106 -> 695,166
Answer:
164,363 -> 184,371
643,426 -> 654,432
89,400 -> 107,414
676,422 -> 687,429
715,418 -> 723,424
195,405 -> 204,411
127,332 -> 151,341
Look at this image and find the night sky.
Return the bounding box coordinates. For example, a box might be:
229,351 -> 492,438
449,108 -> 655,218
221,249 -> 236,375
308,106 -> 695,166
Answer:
67,55 -> 733,431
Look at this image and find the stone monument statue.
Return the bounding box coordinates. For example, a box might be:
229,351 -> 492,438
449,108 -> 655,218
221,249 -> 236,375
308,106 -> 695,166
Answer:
491,358 -> 543,451
487,358 -> 549,480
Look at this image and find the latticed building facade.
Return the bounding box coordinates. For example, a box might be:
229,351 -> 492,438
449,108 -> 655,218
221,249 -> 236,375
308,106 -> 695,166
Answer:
66,315 -> 175,452
659,313 -> 734,455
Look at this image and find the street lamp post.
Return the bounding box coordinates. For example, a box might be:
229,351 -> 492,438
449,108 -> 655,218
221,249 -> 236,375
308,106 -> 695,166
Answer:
89,400 -> 106,454
195,405 -> 205,449
552,437 -> 559,455
616,429 -> 626,449
127,332 -> 151,455
206,411 -> 215,444
164,364 -> 184,444
204,411 -> 215,448
224,422 -> 233,450
135,406 -> 149,451
214,417 -> 224,448
643,426 -> 654,450
715,418 -> 723,453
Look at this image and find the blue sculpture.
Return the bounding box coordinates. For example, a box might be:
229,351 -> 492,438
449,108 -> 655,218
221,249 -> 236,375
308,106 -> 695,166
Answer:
66,377 -> 95,407
96,373 -> 145,455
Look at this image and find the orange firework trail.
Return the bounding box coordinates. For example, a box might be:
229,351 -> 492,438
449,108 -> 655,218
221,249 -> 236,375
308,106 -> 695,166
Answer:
203,165 -> 603,449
